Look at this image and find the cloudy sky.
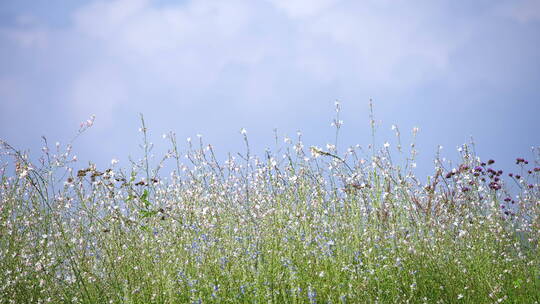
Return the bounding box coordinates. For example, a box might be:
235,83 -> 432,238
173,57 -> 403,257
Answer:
1,0 -> 539,178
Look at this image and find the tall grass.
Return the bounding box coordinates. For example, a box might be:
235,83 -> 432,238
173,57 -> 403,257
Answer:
0,106 -> 539,303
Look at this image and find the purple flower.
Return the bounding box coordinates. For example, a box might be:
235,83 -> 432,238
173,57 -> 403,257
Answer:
489,182 -> 501,190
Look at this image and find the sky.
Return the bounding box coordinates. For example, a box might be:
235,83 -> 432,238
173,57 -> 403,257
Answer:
1,0 -> 539,180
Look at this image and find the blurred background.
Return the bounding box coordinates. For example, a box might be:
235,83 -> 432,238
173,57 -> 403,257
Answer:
1,0 -> 539,180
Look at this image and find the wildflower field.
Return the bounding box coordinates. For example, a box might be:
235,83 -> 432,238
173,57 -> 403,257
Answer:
1,106 -> 539,303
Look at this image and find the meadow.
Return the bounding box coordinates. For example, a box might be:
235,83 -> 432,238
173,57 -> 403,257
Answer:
1,105 -> 539,303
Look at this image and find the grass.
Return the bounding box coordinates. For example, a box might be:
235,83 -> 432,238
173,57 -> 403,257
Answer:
0,105 -> 539,303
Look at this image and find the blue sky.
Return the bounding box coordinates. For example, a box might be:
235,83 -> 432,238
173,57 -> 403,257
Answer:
1,0 -> 539,179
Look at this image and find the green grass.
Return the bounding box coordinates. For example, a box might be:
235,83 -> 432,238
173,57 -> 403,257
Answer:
0,111 -> 539,303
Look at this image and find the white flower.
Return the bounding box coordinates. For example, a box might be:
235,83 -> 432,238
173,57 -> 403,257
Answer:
111,159 -> 119,166
310,146 -> 322,157
240,128 -> 247,135
19,169 -> 28,178
384,142 -> 390,148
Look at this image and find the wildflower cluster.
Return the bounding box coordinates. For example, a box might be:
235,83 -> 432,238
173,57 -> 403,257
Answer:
0,117 -> 538,303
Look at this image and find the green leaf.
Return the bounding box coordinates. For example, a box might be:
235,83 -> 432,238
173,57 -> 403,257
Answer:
141,189 -> 151,208
140,209 -> 158,219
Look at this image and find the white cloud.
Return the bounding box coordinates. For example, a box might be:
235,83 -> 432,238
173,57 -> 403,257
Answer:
295,2 -> 458,87
2,0 -> 533,125
73,0 -> 255,56
65,0 -> 460,93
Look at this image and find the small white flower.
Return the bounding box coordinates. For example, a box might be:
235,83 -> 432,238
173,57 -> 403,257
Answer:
384,142 -> 390,148
240,128 -> 247,135
111,159 -> 119,166
310,146 -> 322,157
457,294 -> 464,300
